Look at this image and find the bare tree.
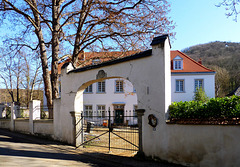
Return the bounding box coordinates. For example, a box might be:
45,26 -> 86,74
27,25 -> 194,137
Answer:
0,47 -> 43,106
0,0 -> 175,118
217,0 -> 240,21
208,65 -> 230,97
0,48 -> 23,103
20,52 -> 43,105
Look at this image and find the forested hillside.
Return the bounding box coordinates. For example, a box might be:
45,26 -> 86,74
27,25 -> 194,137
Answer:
182,41 -> 240,97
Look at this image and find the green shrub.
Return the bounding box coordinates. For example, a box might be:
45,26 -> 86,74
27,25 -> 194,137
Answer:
193,87 -> 209,102
169,95 -> 240,119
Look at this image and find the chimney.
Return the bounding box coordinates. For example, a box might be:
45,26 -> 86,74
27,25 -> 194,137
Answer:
198,58 -> 202,65
78,51 -> 85,61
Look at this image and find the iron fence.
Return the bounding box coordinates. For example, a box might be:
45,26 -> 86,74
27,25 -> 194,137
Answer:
78,110 -> 139,153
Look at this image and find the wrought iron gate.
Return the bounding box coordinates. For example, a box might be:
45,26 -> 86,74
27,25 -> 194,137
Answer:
77,110 -> 139,153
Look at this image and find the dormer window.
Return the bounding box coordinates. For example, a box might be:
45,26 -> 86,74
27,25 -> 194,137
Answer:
92,59 -> 101,65
173,56 -> 183,70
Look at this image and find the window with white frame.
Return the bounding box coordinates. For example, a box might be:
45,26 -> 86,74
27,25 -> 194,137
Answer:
84,84 -> 93,93
176,80 -> 184,92
84,105 -> 93,118
173,56 -> 183,70
195,79 -> 203,91
115,80 -> 124,93
97,81 -> 105,93
97,105 -> 105,118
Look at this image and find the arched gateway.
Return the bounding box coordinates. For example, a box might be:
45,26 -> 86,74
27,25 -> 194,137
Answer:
53,35 -> 171,156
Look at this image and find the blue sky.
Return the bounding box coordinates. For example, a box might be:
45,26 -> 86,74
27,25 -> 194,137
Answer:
169,0 -> 240,50
0,1 -> 239,51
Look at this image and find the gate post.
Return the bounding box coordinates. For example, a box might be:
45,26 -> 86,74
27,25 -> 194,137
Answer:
29,100 -> 41,134
10,102 -> 19,131
70,111 -> 83,147
136,109 -> 145,158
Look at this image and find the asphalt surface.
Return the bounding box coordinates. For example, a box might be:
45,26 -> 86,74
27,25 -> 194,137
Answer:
0,129 -> 185,167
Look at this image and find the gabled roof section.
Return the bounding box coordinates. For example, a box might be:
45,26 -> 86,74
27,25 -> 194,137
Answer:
76,51 -> 138,67
173,55 -> 183,60
58,51 -> 139,74
171,50 -> 215,73
69,50 -> 152,73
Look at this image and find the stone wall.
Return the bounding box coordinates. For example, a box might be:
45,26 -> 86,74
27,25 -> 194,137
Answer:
0,119 -> 10,129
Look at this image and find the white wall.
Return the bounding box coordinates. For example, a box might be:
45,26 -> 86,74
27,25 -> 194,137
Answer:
171,73 -> 215,102
15,119 -> 29,133
34,120 -> 53,135
159,125 -> 240,167
56,35 -> 171,145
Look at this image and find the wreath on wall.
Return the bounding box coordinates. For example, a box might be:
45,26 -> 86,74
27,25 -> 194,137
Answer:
148,114 -> 158,128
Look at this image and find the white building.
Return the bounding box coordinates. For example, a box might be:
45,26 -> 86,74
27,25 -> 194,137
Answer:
81,50 -> 215,112
45,49 -> 215,124
170,50 -> 215,102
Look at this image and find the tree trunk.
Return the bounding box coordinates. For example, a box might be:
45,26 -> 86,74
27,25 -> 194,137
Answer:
31,0 -> 53,118
72,0 -> 87,65
37,31 -> 53,119
51,0 -> 60,101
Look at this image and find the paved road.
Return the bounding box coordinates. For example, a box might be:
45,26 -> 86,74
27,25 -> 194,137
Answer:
0,129 -> 184,167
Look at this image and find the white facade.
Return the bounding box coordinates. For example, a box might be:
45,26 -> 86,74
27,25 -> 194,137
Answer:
83,79 -> 137,112
82,72 -> 215,113
83,78 -> 138,125
171,73 -> 215,102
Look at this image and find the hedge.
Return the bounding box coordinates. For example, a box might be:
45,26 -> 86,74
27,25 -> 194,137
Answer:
168,95 -> 240,119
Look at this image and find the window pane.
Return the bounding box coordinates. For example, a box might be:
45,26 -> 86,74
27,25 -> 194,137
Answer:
84,105 -> 93,118
85,84 -> 92,93
195,79 -> 203,91
176,80 -> 184,92
174,60 -> 182,70
97,81 -> 105,92
116,80 -> 123,92
97,105 -> 105,118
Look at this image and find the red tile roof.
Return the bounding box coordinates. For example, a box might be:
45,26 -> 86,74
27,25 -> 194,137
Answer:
57,50 -> 214,74
171,50 -> 214,73
57,51 -> 138,74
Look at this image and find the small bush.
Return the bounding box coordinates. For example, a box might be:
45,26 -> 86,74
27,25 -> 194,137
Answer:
193,87 -> 209,102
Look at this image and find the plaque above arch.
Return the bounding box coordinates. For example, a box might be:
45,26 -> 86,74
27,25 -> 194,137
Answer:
96,70 -> 107,79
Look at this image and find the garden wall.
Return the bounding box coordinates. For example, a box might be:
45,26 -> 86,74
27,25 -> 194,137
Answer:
33,120 -> 53,136
0,100 -> 54,139
144,123 -> 240,167
14,119 -> 29,133
0,119 -> 10,129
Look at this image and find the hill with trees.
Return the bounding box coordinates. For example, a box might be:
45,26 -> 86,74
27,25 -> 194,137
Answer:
182,41 -> 240,97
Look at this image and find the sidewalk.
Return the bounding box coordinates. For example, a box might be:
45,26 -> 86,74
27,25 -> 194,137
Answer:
0,129 -> 185,167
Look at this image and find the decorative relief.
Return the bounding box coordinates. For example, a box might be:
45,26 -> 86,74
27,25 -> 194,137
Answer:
148,114 -> 158,128
96,70 -> 107,79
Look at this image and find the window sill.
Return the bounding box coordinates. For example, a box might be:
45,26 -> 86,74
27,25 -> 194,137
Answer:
84,92 -> 93,94
114,92 -> 124,94
174,91 -> 185,93
96,92 -> 106,94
